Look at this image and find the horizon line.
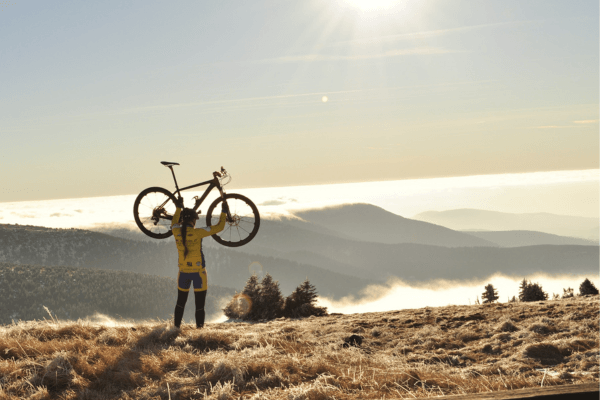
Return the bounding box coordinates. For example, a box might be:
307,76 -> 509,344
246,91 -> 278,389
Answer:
1,168 -> 598,205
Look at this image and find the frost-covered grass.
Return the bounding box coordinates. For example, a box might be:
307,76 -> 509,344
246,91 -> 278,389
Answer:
0,296 -> 598,399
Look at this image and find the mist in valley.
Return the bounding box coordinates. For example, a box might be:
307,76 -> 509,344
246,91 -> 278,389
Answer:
317,273 -> 599,315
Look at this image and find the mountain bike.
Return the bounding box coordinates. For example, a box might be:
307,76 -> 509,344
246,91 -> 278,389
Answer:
133,162 -> 260,247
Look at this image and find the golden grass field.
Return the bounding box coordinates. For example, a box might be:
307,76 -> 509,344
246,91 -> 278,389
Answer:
0,295 -> 598,399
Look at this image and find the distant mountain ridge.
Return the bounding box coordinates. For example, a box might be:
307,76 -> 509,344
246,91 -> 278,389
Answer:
292,204 -> 496,247
463,230 -> 597,247
231,214 -> 598,283
413,209 -> 599,240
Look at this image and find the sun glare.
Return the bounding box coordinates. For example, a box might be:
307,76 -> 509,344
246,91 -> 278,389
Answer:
345,0 -> 398,11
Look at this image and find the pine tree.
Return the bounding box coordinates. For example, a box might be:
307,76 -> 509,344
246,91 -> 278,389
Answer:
518,278 -> 529,302
579,278 -> 599,295
283,279 -> 327,318
481,284 -> 499,303
254,273 -> 284,321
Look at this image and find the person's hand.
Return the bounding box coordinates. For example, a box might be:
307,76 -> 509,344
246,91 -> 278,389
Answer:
174,197 -> 184,208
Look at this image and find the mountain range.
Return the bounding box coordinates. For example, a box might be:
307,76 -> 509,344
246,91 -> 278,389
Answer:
0,223 -> 371,299
2,204 -> 597,313
413,209 -> 599,241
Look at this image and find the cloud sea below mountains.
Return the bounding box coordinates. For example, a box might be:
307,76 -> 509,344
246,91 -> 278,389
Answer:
1,169 -> 598,230
1,169 -> 597,316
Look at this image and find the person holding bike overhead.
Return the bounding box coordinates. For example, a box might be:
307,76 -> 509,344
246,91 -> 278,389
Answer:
171,198 -> 229,329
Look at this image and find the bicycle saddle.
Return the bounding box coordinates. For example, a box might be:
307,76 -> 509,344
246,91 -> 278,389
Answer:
160,161 -> 180,167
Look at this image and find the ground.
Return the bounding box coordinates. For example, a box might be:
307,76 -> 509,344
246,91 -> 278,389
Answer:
0,295 -> 597,399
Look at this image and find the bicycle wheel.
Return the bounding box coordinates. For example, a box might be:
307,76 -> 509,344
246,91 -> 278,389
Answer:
133,187 -> 178,239
206,193 -> 260,247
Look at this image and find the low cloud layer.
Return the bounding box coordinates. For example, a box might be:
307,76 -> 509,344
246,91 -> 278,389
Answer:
317,273 -> 599,314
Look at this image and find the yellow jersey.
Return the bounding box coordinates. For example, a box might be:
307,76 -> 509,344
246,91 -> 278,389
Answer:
171,208 -> 226,273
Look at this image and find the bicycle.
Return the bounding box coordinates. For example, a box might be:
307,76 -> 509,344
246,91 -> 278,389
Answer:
133,161 -> 260,247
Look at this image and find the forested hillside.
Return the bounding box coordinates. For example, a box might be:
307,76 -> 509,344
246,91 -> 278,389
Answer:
0,263 -> 235,324
0,224 -> 371,298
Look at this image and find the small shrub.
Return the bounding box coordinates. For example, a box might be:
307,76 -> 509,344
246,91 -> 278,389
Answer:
523,343 -> 563,365
519,279 -> 548,302
562,287 -> 574,299
579,278 -> 599,296
223,274 -> 261,320
497,319 -> 518,332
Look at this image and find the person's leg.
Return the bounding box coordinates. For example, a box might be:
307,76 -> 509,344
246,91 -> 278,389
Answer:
175,272 -> 194,328
194,290 -> 207,328
174,289 -> 189,328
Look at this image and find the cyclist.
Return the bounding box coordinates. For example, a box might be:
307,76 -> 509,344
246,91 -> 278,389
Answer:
171,199 -> 229,329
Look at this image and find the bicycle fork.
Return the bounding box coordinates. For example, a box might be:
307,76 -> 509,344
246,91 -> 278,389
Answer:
217,188 -> 234,223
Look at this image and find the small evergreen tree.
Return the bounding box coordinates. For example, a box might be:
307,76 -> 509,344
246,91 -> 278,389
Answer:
562,287 -> 574,299
579,278 -> 599,296
482,284 -> 499,303
518,278 -> 529,301
519,279 -> 548,302
283,279 -> 327,318
254,273 -> 284,321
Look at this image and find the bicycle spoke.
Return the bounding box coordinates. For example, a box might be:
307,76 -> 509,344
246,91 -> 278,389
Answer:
237,225 -> 251,235
140,203 -> 156,210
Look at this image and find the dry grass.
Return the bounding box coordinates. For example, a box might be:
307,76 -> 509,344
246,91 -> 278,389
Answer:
0,296 -> 598,399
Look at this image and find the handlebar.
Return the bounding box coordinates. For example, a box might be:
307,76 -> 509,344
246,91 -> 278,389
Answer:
213,166 -> 228,179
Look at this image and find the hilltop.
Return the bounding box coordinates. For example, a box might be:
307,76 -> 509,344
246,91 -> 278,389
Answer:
0,295 -> 597,399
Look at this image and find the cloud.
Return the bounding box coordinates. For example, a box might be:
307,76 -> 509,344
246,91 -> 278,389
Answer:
264,47 -> 455,63
317,273 -> 599,314
126,90 -> 362,113
573,120 -> 599,124
259,197 -> 298,206
11,212 -> 36,218
329,21 -> 540,47
50,213 -> 73,217
533,125 -> 581,129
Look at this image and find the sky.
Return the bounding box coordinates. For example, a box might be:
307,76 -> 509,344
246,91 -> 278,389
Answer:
1,0 -> 598,203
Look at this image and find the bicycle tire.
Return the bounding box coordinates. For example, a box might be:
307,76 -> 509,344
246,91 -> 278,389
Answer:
133,186 -> 178,239
206,193 -> 260,247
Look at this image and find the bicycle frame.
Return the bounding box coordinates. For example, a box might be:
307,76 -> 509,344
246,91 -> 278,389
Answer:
167,165 -> 226,215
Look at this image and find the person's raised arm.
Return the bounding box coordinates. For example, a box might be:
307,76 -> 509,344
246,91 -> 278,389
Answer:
171,197 -> 184,227
197,201 -> 229,237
